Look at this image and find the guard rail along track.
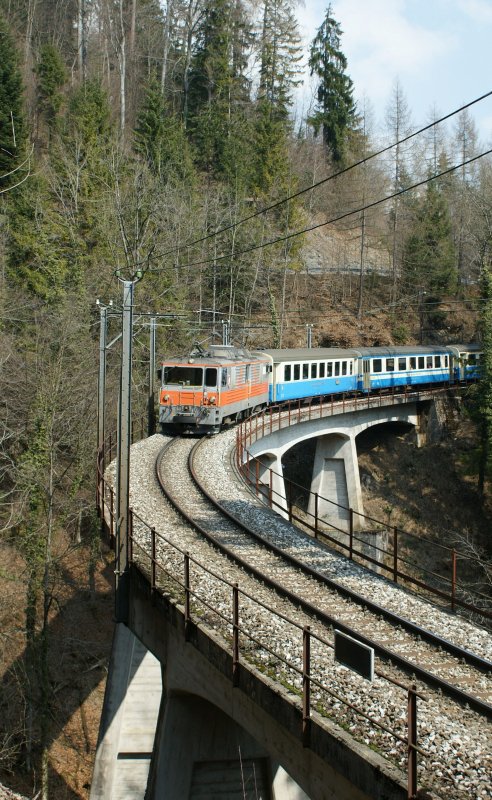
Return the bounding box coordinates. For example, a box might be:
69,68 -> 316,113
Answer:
96,392 -> 492,800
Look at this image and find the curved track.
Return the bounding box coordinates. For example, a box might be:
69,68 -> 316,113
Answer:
156,435 -> 492,718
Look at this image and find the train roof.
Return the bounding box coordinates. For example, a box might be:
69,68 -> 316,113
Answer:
162,344 -> 269,365
256,345 -> 469,362
256,348 -> 360,361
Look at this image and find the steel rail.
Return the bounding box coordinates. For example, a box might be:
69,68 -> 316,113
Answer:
155,437 -> 492,719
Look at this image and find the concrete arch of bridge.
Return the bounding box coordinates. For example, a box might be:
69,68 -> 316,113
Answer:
247,404 -> 420,532
147,689 -> 309,799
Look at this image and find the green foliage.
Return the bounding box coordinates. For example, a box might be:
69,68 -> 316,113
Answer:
0,14 -> 25,178
64,80 -> 112,165
6,174 -> 74,300
35,43 -> 66,131
402,181 -> 457,296
187,0 -> 254,180
308,4 -> 357,164
134,75 -> 195,183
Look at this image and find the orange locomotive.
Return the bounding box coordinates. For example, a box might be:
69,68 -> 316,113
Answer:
158,345 -> 271,433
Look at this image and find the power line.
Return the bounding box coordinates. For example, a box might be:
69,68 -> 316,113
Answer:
150,147 -> 492,273
154,90 -> 492,259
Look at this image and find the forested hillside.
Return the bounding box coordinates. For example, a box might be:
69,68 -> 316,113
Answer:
1,1 -> 492,798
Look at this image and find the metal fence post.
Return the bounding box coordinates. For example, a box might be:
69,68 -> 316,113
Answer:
393,527 -> 398,583
151,527 -> 156,593
349,509 -> 354,560
314,493 -> 319,538
233,583 -> 239,687
451,549 -> 457,611
184,552 -> 191,640
302,626 -> 311,747
407,684 -> 418,798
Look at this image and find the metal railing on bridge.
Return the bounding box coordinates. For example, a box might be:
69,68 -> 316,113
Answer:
96,449 -> 423,799
236,388 -> 492,628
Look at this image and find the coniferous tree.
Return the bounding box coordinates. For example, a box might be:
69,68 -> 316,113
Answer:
0,14 -> 26,179
253,0 -> 301,194
402,179 -> 457,297
187,0 -> 253,177
35,43 -> 66,138
134,74 -> 195,183
308,4 -> 357,165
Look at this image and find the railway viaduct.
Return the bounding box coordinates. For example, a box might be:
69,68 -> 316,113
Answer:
91,390 -> 451,800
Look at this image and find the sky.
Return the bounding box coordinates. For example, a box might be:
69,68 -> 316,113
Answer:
296,0 -> 492,145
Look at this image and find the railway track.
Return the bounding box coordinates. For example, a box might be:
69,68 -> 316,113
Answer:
157,434 -> 492,716
118,433 -> 492,799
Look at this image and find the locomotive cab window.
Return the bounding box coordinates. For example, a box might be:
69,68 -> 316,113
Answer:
205,368 -> 218,387
284,364 -> 292,381
164,366 -> 203,386
373,359 -> 382,373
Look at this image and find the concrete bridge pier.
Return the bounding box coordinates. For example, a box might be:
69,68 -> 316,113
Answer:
256,452 -> 289,520
307,433 -> 364,535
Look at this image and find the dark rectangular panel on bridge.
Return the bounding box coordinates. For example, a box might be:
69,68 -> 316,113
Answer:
334,630 -> 374,681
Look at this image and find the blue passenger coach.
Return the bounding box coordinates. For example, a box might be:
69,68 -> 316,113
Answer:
259,348 -> 360,403
355,346 -> 452,392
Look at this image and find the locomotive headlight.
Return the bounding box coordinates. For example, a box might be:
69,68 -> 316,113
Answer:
209,397 -> 216,404
164,394 -> 170,401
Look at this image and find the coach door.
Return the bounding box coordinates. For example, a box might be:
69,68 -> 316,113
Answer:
363,358 -> 371,391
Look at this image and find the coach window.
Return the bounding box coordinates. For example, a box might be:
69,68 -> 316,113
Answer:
284,364 -> 291,381
311,363 -> 318,379
205,368 -> 218,387
386,358 -> 395,371
341,361 -> 347,375
373,359 -> 382,373
294,364 -> 300,380
327,362 -> 333,377
333,361 -> 339,377
350,362 -> 353,374
434,355 -> 441,368
409,357 -> 416,370
302,363 -> 309,379
444,355 -> 449,367
319,363 -> 325,378
418,356 -> 425,369
426,356 -> 433,368
398,357 -> 406,370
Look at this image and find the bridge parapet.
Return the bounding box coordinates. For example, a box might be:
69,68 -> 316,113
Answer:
234,388 -> 490,620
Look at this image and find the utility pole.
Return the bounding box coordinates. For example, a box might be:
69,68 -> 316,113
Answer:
115,273 -> 141,624
148,316 -> 156,436
306,324 -> 313,348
